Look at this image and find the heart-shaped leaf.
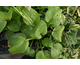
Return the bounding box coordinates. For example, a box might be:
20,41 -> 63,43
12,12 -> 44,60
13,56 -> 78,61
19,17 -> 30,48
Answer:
36,51 -> 45,59
45,7 -> 62,23
42,38 -> 53,47
30,20 -> 47,39
52,26 -> 65,42
36,50 -> 50,59
8,33 -> 29,53
24,47 -> 35,57
7,20 -> 21,32
0,18 -> 7,33
53,43 -> 63,50
51,47 -> 60,58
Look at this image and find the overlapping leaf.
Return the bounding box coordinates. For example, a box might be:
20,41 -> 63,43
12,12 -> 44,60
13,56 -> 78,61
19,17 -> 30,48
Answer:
30,20 -> 47,39
22,8 -> 40,26
0,18 -> 7,33
7,20 -> 21,32
36,50 -> 50,59
24,47 -> 35,57
0,8 -> 12,20
42,38 -> 53,47
67,32 -> 77,45
52,26 -> 65,42
8,33 -> 29,53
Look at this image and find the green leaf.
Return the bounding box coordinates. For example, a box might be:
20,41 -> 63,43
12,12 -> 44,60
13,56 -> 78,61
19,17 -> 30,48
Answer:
7,20 -> 21,32
51,47 -> 60,58
7,30 -> 14,39
45,7 -> 62,23
52,26 -> 65,42
8,33 -> 29,53
30,20 -> 47,39
69,24 -> 79,30
8,33 -> 26,47
36,51 -> 45,59
0,18 -> 7,33
21,25 -> 33,38
48,15 -> 61,27
53,43 -> 63,50
67,32 -> 77,45
22,8 -> 40,26
42,38 -> 53,47
43,50 -> 51,59
36,50 -> 50,59
24,47 -> 35,57
0,7 -> 12,20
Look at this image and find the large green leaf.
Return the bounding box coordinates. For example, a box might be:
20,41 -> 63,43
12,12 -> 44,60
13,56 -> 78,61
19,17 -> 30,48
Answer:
7,20 -> 21,32
0,18 -> 7,33
45,7 -> 62,23
24,47 -> 35,57
52,26 -> 65,42
0,7 -> 12,20
67,32 -> 77,45
30,20 -> 47,39
51,47 -> 60,58
8,33 -> 29,53
8,33 -> 26,47
22,8 -> 40,26
42,38 -> 53,47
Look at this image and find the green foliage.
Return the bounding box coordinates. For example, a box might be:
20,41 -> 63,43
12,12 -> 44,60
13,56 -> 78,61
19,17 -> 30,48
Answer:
0,6 -> 80,59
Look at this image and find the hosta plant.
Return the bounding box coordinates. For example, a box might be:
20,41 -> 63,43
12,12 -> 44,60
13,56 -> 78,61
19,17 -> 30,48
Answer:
0,6 -> 80,59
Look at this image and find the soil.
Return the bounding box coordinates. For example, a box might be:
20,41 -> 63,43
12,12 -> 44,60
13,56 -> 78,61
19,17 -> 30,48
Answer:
0,30 -> 35,59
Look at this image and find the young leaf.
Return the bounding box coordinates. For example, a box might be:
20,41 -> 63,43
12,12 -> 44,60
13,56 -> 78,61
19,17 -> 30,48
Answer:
69,24 -> 79,30
43,50 -> 51,59
51,47 -> 60,58
53,43 -> 63,50
52,26 -> 65,42
24,47 -> 35,57
42,38 -> 53,47
30,20 -> 47,39
0,18 -> 7,33
7,20 -> 21,32
67,32 -> 77,45
8,33 -> 29,53
22,8 -> 40,26
36,51 -> 45,59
